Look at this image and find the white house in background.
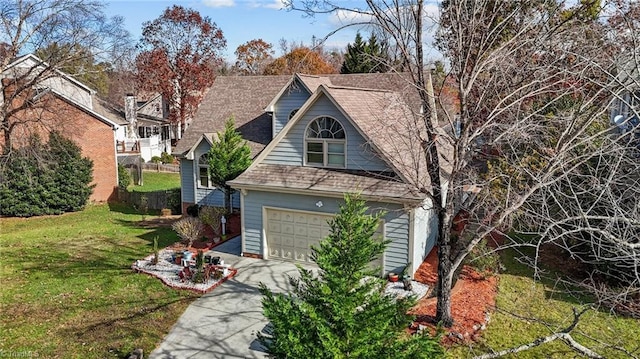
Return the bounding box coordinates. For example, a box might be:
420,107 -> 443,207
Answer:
610,60 -> 639,143
114,93 -> 173,163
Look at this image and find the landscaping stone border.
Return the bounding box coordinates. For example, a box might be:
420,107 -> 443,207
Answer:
132,249 -> 237,294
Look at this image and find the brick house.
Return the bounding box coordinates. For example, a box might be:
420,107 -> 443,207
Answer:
1,54 -> 122,202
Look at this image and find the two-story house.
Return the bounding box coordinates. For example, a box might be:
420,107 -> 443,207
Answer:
114,93 -> 173,163
1,54 -> 122,202
175,73 -> 448,277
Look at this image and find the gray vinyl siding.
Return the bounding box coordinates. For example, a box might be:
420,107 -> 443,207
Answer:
242,190 -> 410,274
190,139 -> 241,209
273,83 -> 310,136
264,95 -> 391,172
180,159 -> 195,203
412,197 -> 438,274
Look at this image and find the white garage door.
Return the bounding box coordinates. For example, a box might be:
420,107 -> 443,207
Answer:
265,208 -> 384,272
266,209 -> 332,263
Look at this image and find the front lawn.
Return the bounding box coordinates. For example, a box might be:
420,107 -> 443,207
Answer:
130,171 -> 180,192
0,204 -> 198,358
448,249 -> 640,358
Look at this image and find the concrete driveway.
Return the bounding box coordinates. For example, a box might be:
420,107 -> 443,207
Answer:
149,237 -> 301,359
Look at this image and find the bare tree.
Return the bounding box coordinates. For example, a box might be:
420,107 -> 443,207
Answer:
0,0 -> 131,154
286,0 -> 639,355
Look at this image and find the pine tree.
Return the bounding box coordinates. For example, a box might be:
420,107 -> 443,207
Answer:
340,32 -> 368,74
207,118 -> 252,212
365,33 -> 388,73
341,32 -> 389,74
258,194 -> 443,359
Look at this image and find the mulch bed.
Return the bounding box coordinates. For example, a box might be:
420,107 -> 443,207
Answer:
409,247 -> 499,345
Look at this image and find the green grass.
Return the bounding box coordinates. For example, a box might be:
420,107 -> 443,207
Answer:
0,204 -> 198,358
447,249 -> 640,358
130,171 -> 180,192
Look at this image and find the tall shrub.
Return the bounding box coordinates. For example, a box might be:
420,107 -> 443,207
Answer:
118,163 -> 131,189
47,132 -> 94,212
207,118 -> 251,212
0,132 -> 94,217
258,194 -> 443,358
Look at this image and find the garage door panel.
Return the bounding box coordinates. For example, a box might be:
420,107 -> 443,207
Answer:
307,226 -> 323,239
282,223 -> 295,235
320,226 -> 332,238
294,226 -> 308,237
268,221 -> 281,234
281,248 -> 294,260
308,214 -> 328,226
269,211 -> 281,221
269,244 -> 281,258
295,249 -> 309,262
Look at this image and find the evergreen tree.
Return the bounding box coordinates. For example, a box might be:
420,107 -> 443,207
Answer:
365,33 -> 389,73
258,194 -> 443,359
341,32 -> 368,74
207,118 -> 252,212
341,32 -> 389,74
0,132 -> 94,217
47,132 -> 94,212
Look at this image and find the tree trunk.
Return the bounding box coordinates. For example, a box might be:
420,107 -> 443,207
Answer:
224,185 -> 232,213
435,238 -> 454,327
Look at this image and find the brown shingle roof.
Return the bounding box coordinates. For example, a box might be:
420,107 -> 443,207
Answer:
176,72 -> 422,157
322,85 -> 430,189
297,74 -> 331,93
175,75 -> 291,157
228,164 -> 424,204
92,97 -> 128,126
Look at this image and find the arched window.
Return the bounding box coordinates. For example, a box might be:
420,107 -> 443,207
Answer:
198,153 -> 210,188
305,117 -> 346,167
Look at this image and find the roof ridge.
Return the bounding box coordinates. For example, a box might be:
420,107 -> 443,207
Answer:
323,84 -> 395,93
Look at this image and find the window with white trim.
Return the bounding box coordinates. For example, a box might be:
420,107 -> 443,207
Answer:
305,117 -> 346,167
198,153 -> 210,188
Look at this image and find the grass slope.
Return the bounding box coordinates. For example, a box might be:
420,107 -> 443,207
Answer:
130,171 -> 180,193
448,249 -> 640,358
0,204 -> 198,358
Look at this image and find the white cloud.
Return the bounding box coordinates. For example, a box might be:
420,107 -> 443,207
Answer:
263,0 -> 286,10
202,0 -> 236,8
247,0 -> 286,10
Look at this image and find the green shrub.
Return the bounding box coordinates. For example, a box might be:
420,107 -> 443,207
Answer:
160,152 -> 174,164
150,156 -> 162,163
167,188 -> 182,214
0,132 -> 94,217
186,204 -> 199,217
117,163 -> 131,189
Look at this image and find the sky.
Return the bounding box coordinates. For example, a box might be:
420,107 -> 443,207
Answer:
103,0 -> 366,63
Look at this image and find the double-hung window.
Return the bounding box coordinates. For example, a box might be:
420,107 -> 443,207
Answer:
198,153 -> 210,188
305,117 -> 346,168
